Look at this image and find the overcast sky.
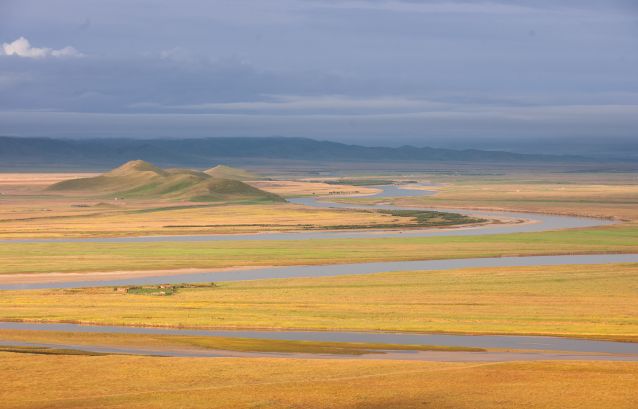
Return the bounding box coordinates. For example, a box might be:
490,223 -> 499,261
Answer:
1,0 -> 637,154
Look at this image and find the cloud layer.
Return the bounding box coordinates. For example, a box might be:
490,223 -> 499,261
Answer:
0,0 -> 636,155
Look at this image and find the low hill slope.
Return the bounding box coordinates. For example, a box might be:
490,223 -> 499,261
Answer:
204,165 -> 260,180
47,160 -> 283,202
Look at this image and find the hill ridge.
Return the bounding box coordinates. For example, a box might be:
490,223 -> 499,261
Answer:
204,165 -> 260,181
109,160 -> 167,176
47,160 -> 283,203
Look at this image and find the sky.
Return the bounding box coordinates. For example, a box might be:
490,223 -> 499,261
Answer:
1,0 -> 637,155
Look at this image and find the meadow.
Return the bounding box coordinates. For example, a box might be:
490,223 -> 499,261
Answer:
0,224 -> 636,275
2,353 -> 637,408
2,263 -> 637,340
340,174 -> 638,221
2,169 -> 638,409
0,174 -> 425,238
0,200 -> 427,238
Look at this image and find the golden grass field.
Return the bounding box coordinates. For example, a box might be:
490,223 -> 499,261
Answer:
2,172 -> 636,240
0,224 -> 636,275
2,263 -> 637,340
2,353 -> 637,409
0,173 -> 100,189
2,170 -> 638,409
0,200 -> 417,238
343,176 -> 638,221
0,175 -> 417,238
252,179 -> 380,197
5,172 -> 636,277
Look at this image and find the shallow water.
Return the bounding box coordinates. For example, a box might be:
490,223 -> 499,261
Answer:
3,253 -> 638,290
4,339 -> 637,361
1,321 -> 637,355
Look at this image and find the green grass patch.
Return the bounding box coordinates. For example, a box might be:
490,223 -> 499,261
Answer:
0,225 -> 636,275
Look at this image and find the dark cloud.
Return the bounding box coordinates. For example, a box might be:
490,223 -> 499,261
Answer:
0,0 -> 637,155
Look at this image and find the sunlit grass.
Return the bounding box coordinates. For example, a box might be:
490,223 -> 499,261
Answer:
1,354 -> 637,409
343,181 -> 638,221
0,224 -> 636,275
2,263 -> 637,339
0,201 -> 424,238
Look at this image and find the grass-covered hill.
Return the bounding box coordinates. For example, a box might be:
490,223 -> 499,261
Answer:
47,160 -> 284,203
204,165 -> 260,181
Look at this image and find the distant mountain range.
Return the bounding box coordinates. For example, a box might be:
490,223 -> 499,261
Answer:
0,136 -> 593,170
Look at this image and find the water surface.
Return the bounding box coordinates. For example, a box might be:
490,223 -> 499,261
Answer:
3,253 -> 637,290
1,321 -> 636,355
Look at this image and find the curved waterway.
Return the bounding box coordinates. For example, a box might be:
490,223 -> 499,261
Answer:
3,253 -> 638,290
0,184 -> 613,243
2,184 -> 636,360
0,184 -> 632,291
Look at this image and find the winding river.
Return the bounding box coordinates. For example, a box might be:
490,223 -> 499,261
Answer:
1,185 -> 637,359
0,184 -> 631,291
0,184 -> 614,244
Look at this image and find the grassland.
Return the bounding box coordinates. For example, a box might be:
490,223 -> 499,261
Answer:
0,224 -> 636,275
342,177 -> 638,221
8,171 -> 635,239
0,200 -> 430,238
0,173 -> 470,238
2,169 -> 638,408
251,179 -> 379,197
2,263 -> 637,340
1,353 -> 637,408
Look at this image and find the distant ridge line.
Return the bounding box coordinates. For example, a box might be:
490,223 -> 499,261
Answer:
0,136 -> 592,169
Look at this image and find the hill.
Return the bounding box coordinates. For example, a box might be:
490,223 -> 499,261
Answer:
0,136 -> 598,170
204,165 -> 260,181
47,160 -> 284,203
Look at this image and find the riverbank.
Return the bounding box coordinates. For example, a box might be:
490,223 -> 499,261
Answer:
2,262 -> 637,341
